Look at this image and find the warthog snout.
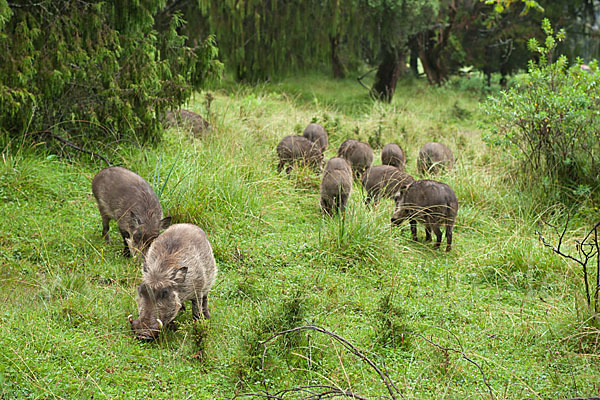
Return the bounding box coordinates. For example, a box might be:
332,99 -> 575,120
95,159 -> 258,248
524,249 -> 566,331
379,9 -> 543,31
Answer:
129,314 -> 163,340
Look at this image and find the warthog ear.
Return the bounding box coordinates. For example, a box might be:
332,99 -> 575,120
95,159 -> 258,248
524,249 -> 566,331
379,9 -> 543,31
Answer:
170,266 -> 188,284
160,216 -> 172,230
130,211 -> 142,227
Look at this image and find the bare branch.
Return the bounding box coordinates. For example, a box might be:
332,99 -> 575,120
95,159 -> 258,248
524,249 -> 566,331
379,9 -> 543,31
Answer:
538,218 -> 600,309
357,68 -> 377,92
244,325 -> 403,400
31,130 -> 112,166
414,333 -> 495,400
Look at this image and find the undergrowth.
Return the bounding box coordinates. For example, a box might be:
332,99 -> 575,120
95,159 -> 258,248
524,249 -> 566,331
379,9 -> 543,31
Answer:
0,71 -> 598,399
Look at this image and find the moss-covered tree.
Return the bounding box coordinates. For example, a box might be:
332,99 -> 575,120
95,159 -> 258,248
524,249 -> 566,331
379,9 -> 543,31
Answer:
0,0 -> 221,150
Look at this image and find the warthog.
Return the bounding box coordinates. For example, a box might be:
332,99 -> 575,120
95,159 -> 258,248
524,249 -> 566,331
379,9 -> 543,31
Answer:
303,123 -> 328,153
417,142 -> 455,174
129,223 -> 218,340
337,139 -> 359,159
361,165 -> 414,205
391,179 -> 458,251
320,157 -> 353,215
92,166 -> 171,257
276,135 -> 323,173
337,140 -> 373,179
163,109 -> 210,136
381,143 -> 406,170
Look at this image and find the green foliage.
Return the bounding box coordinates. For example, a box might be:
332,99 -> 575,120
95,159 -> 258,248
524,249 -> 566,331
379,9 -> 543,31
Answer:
485,0 -> 544,14
0,1 -> 221,150
199,0 -> 365,82
374,291 -> 413,349
484,19 -> 600,195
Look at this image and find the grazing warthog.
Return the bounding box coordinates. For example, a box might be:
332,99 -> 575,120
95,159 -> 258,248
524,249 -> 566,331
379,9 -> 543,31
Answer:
417,142 -> 455,174
337,140 -> 373,179
163,109 -> 210,136
320,157 -> 353,215
391,179 -> 458,251
381,143 -> 406,170
337,139 -> 359,159
303,123 -> 328,153
129,223 -> 218,340
361,165 -> 414,205
276,135 -> 323,173
92,166 -> 171,257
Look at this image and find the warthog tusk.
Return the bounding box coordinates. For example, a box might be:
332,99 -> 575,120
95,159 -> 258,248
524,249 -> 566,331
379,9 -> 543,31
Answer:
128,314 -> 133,323
156,318 -> 163,329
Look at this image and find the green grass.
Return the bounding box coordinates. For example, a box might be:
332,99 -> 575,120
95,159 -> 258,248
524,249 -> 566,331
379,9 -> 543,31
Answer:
1,71 -> 599,399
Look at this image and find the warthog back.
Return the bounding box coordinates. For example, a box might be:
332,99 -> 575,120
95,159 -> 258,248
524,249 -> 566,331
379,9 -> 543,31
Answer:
346,141 -> 373,179
361,165 -> 414,205
92,166 -> 171,257
320,157 -> 353,215
337,139 -> 359,159
337,140 -> 373,179
303,123 -> 328,153
276,135 -> 323,173
381,143 -> 406,170
417,142 -> 454,174
163,109 -> 210,136
130,223 -> 218,340
391,179 -> 458,251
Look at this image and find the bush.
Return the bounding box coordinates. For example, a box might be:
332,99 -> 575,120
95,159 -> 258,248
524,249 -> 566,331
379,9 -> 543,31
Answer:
0,1 -> 221,150
483,19 -> 600,196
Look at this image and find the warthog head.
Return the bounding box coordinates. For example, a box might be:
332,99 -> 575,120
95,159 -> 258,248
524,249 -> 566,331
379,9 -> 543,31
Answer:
129,265 -> 187,340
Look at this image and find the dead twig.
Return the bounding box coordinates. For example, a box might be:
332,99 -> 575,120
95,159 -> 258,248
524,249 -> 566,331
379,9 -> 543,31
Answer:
414,333 -> 495,400
357,68 -> 377,92
537,217 -> 600,312
241,325 -> 403,400
32,129 -> 112,166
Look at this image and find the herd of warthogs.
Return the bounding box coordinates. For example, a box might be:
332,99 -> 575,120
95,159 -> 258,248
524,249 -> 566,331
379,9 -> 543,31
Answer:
91,122 -> 456,340
92,166 -> 217,340
277,123 -> 458,252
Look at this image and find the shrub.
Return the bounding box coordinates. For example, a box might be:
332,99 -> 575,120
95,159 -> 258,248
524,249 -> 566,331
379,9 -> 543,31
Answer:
483,19 -> 600,196
0,1 -> 221,150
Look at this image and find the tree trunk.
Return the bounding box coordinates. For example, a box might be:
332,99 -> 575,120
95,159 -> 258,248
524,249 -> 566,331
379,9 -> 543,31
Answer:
414,1 -> 463,86
371,47 -> 405,102
330,35 -> 346,79
409,37 -> 419,78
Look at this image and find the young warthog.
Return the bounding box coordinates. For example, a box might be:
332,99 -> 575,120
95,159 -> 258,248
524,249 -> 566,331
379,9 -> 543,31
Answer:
337,139 -> 359,159
338,140 -> 373,179
361,165 -> 414,205
276,135 -> 323,173
391,180 -> 458,251
417,142 -> 455,174
92,166 -> 171,257
303,123 -> 328,153
320,157 -> 353,215
381,143 -> 406,170
163,109 -> 210,136
129,223 -> 218,340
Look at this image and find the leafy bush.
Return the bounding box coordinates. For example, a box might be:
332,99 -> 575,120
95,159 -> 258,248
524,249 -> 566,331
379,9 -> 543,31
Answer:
483,19 -> 600,195
0,1 -> 221,149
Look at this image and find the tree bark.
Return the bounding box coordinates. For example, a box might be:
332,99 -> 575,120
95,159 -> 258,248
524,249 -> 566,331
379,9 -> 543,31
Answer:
409,37 -> 419,78
371,47 -> 405,102
416,30 -> 448,85
330,35 -> 346,79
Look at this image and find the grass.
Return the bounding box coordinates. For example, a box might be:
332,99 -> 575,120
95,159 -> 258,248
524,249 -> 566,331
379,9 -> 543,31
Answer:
1,71 -> 599,399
